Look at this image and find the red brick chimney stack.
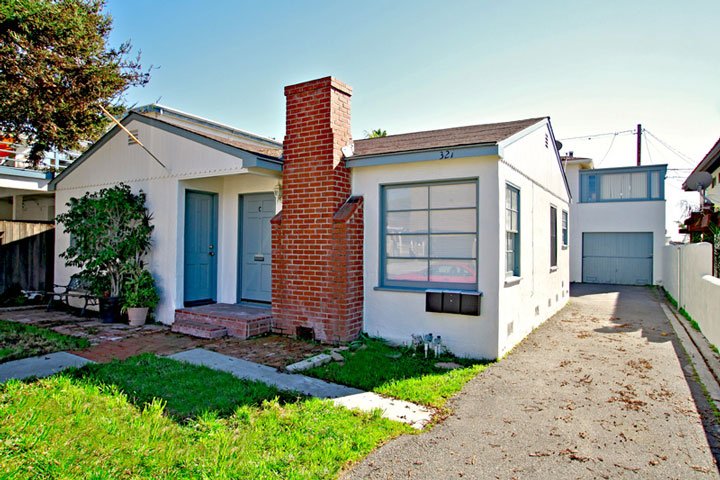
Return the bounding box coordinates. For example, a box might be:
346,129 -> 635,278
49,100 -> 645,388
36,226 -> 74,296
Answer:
271,77 -> 364,343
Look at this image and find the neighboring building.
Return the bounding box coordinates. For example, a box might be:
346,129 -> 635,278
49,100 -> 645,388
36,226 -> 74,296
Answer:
50,76 -> 570,359
0,138 -> 79,221
0,167 -> 55,221
563,154 -> 666,285
683,136 -> 720,206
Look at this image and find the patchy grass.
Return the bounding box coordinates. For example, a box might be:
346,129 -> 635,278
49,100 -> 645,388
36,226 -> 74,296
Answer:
305,336 -> 492,408
711,344 -> 720,356
65,353 -> 300,420
678,307 -> 701,331
0,375 -> 410,479
664,288 -> 679,308
0,319 -> 89,363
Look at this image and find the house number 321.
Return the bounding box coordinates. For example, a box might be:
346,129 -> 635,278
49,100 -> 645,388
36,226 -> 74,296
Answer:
439,150 -> 454,159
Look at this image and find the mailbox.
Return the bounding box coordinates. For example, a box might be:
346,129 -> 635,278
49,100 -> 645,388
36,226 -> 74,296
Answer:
425,290 -> 482,316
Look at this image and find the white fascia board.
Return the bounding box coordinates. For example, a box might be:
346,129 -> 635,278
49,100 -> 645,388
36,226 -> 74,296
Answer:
346,143 -> 499,168
496,118 -> 548,157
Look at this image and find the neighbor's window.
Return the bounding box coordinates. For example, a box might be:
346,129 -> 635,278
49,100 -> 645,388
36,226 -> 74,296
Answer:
505,185 -> 520,277
383,180 -> 477,289
580,166 -> 666,202
550,205 -> 558,268
562,210 -> 568,247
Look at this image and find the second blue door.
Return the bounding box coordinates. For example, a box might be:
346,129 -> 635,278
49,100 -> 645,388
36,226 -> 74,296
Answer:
184,190 -> 218,306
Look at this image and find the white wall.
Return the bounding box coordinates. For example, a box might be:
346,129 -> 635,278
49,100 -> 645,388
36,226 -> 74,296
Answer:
664,243 -> 720,347
565,163 -> 666,284
54,118 -> 280,325
352,155 -> 500,359
497,124 -> 570,356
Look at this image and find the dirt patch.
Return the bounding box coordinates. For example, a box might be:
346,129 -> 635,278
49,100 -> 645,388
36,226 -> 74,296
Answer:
2,308 -> 326,368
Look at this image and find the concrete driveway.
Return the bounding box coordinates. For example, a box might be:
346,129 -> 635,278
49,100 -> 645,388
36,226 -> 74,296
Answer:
345,284 -> 719,479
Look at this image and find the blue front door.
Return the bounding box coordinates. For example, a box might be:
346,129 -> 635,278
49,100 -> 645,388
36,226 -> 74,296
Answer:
184,190 -> 218,306
240,193 -> 274,303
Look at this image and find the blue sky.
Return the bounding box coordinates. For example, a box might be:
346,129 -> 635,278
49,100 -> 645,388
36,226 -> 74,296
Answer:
106,0 -> 720,235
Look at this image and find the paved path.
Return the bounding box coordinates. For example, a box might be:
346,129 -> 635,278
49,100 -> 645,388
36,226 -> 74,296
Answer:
170,348 -> 433,428
345,285 -> 719,479
0,352 -> 92,383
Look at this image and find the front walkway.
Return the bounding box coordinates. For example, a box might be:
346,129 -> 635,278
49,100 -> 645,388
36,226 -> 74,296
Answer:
0,307 -> 325,367
345,285 -> 719,479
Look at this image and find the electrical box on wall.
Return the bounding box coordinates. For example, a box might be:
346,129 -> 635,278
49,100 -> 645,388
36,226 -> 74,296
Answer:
426,290 -> 482,316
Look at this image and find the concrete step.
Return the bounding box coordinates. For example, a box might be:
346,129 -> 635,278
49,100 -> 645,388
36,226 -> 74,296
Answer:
171,319 -> 227,339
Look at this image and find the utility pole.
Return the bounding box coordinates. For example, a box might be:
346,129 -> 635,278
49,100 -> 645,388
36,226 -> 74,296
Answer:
636,124 -> 642,166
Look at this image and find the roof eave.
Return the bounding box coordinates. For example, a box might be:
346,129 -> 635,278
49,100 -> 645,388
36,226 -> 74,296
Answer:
683,138 -> 720,190
49,112 -> 283,190
346,142 -> 499,168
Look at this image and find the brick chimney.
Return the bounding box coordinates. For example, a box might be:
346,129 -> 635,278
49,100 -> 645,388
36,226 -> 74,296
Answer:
271,77 -> 364,343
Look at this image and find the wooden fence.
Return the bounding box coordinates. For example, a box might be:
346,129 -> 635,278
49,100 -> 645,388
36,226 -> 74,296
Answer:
0,220 -> 54,245
0,227 -> 55,294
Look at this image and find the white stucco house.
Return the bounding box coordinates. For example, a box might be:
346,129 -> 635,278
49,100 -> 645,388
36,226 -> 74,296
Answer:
563,155 -> 666,285
50,76 -> 570,359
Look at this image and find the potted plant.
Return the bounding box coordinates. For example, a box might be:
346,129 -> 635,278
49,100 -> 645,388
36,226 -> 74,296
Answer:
56,184 -> 154,323
122,267 -> 159,326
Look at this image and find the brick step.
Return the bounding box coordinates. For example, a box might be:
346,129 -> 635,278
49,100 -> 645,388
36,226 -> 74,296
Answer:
171,319 -> 227,339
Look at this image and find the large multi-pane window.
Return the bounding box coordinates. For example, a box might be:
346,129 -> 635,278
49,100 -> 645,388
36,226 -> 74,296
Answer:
505,185 -> 520,277
580,166 -> 666,202
550,206 -> 558,268
383,180 -> 477,289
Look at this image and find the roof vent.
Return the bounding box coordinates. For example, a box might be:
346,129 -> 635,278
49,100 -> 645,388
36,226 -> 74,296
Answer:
128,129 -> 139,146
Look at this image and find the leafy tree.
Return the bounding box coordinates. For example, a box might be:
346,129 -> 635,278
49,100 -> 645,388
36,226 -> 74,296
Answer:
55,183 -> 153,297
0,0 -> 150,165
365,128 -> 387,138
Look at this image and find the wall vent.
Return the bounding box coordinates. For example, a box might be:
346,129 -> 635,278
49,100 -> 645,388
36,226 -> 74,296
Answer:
545,133 -> 549,148
507,321 -> 514,337
128,129 -> 139,145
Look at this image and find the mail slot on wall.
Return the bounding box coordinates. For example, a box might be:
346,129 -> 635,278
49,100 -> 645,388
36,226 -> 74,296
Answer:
426,290 -> 482,316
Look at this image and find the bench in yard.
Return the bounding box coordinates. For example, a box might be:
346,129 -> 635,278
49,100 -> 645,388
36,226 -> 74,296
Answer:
46,276 -> 100,316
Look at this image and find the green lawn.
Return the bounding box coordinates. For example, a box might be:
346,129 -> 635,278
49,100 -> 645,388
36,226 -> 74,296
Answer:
305,337 -> 492,408
0,355 -> 411,479
65,353 -> 301,420
0,319 -> 89,363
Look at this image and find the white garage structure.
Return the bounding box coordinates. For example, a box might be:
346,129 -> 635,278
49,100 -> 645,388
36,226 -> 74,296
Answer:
563,156 -> 666,285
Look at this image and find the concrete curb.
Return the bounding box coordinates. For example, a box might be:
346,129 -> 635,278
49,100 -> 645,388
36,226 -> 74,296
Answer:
662,304 -> 720,405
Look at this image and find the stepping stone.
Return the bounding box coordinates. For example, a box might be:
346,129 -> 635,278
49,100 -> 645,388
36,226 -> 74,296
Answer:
0,352 -> 93,384
286,353 -> 332,372
435,361 -> 463,370
332,392 -> 433,430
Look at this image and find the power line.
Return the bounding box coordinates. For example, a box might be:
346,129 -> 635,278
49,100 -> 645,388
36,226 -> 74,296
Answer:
596,132 -> 620,167
644,130 -> 697,166
644,129 -> 653,164
559,129 -> 635,141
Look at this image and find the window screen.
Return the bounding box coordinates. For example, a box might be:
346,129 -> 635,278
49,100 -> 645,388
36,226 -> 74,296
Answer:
384,181 -> 477,288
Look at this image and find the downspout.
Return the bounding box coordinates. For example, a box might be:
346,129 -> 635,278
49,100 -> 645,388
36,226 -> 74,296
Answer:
677,245 -> 681,308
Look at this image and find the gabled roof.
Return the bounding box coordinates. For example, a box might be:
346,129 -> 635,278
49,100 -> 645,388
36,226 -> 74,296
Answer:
49,112 -> 283,189
134,104 -> 282,149
683,136 -> 720,190
353,117 -> 546,157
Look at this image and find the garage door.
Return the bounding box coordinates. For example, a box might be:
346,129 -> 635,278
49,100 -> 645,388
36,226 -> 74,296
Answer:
582,232 -> 653,285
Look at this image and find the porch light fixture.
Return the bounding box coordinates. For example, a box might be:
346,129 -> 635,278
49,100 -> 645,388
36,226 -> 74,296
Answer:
273,182 -> 283,201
